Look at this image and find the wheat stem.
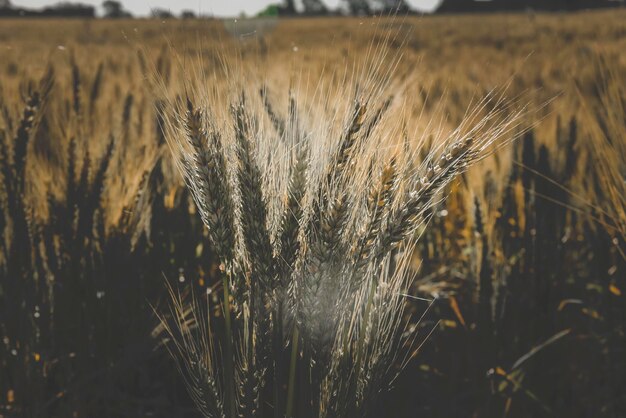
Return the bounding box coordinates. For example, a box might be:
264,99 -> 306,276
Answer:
286,325 -> 299,418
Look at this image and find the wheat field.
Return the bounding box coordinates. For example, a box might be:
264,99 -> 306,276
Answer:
0,10 -> 625,418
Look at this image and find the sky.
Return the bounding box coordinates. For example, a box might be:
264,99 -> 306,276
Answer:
10,0 -> 441,17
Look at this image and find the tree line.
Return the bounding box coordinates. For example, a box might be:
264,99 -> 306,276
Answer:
0,0 -> 624,20
437,0 -> 625,13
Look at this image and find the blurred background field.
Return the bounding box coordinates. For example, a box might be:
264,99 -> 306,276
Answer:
1,9 -> 625,418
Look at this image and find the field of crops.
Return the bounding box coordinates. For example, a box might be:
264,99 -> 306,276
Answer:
1,10 -> 625,418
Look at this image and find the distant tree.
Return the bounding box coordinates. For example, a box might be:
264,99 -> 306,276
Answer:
102,0 -> 131,17
151,7 -> 173,18
302,0 -> 328,15
283,0 -> 295,14
43,1 -> 95,16
436,0 -> 474,12
374,0 -> 410,12
256,4 -> 279,17
180,9 -> 196,18
341,0 -> 371,15
302,0 -> 328,14
0,0 -> 12,9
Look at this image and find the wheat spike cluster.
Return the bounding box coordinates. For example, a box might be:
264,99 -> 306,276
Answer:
154,37 -> 528,418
